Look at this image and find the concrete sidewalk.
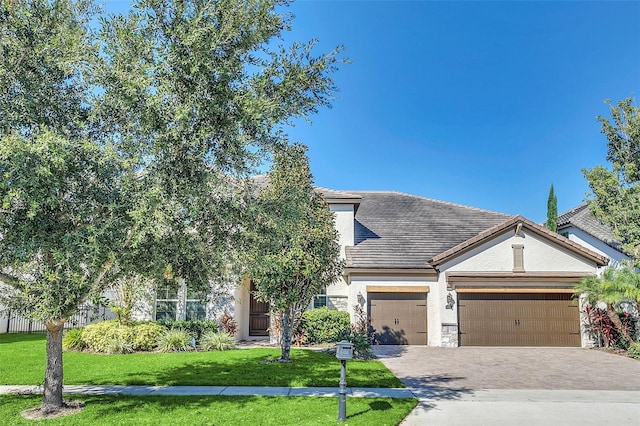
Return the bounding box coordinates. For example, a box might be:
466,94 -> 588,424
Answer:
0,385 -> 415,398
401,389 -> 640,426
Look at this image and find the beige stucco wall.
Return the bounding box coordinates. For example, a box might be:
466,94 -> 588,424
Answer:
328,204 -> 354,300
565,227 -> 631,269
435,228 -> 600,347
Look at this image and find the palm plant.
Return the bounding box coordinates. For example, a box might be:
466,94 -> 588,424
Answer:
575,267 -> 640,345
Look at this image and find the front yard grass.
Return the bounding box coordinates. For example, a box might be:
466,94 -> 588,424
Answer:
0,334 -> 403,388
0,394 -> 418,425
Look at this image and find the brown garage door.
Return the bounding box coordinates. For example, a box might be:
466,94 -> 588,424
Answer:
369,292 -> 427,345
458,293 -> 580,347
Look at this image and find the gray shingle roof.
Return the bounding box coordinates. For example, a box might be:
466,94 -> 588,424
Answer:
345,191 -> 511,269
557,204 -> 624,253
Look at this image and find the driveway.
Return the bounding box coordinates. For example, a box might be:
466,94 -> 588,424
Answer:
373,346 -> 640,425
373,346 -> 640,391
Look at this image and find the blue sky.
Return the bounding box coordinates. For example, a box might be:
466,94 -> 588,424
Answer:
103,1 -> 640,223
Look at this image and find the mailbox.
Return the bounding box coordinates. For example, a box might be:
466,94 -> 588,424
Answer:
335,340 -> 353,360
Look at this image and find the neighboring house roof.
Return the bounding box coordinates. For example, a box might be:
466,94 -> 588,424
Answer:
557,204 -> 625,253
430,215 -> 608,267
344,191 -> 511,270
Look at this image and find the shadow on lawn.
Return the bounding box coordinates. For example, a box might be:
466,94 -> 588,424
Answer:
105,349 -> 399,388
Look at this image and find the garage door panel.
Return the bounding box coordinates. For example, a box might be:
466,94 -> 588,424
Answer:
458,293 -> 580,347
369,293 -> 427,345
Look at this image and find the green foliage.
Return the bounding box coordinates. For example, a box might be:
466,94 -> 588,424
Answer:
93,0 -> 344,292
62,329 -> 86,351
130,322 -> 165,351
336,330 -> 373,358
81,320 -> 165,353
156,329 -> 193,353
335,304 -> 375,358
298,308 -> 350,343
0,0 -> 343,408
583,97 -> 640,265
246,144 -> 345,360
200,331 -> 236,351
546,184 -> 557,232
105,336 -> 135,355
575,268 -> 640,345
628,342 -> 640,359
156,319 -> 218,341
109,275 -> 152,326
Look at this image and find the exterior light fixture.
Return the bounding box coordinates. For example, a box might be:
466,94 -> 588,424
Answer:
445,292 -> 455,310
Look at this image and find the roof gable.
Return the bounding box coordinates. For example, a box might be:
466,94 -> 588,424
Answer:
430,215 -> 609,267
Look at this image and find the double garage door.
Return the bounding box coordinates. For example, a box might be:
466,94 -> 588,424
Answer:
458,292 -> 580,347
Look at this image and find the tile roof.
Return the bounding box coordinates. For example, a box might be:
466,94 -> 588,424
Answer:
344,191 -> 511,269
557,204 -> 625,253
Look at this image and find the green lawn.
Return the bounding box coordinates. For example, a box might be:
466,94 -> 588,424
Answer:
0,394 -> 418,425
0,334 -> 403,388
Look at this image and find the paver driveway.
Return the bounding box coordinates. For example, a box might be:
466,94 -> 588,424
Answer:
373,346 -> 640,391
373,346 -> 640,425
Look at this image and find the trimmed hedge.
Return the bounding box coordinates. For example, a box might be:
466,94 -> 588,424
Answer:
299,308 -> 350,344
81,320 -> 165,353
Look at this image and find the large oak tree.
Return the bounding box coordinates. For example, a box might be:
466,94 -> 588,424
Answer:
1,0 -> 342,413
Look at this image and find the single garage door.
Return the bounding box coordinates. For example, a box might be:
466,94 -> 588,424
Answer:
368,292 -> 427,345
458,293 -> 580,347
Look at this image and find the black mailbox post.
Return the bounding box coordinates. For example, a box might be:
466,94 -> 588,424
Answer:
336,340 -> 353,421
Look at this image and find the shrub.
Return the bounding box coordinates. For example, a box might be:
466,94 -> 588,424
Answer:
83,321 -> 134,353
105,335 -> 134,354
628,342 -> 640,360
584,305 -> 637,349
82,320 -> 165,353
156,319 -> 218,341
62,328 -> 86,351
200,330 -> 236,351
219,312 -> 238,336
157,329 -> 193,352
131,322 -> 165,351
299,308 -> 350,344
335,304 -> 375,359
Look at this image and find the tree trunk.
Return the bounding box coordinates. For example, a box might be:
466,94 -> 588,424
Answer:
42,319 -> 66,412
280,308 -> 292,361
606,304 -> 633,344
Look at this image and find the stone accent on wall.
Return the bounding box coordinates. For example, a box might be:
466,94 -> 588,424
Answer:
441,323 -> 459,347
328,295 -> 349,312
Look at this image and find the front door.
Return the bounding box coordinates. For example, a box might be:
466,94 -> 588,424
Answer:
249,282 -> 270,336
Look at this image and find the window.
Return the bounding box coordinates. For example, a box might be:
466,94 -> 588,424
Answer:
313,287 -> 328,309
186,290 -> 206,321
155,285 -> 179,321
155,284 -> 206,321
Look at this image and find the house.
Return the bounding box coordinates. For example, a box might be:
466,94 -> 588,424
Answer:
557,204 -> 633,268
232,190 -> 609,347
1,189 -> 612,348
